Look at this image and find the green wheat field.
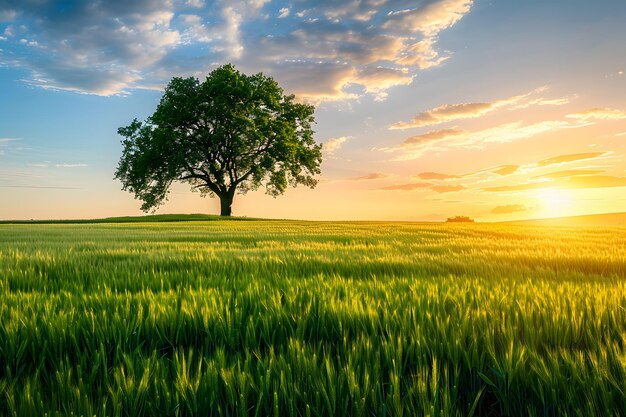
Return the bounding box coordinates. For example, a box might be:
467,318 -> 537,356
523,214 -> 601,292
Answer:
1,218 -> 625,416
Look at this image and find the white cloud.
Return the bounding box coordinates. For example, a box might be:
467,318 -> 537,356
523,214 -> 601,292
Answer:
395,38 -> 448,69
55,163 -> 88,168
383,0 -> 473,36
220,6 -> 243,59
186,0 -> 205,8
278,7 -> 290,18
355,66 -> 413,101
0,138 -> 21,157
323,136 -> 349,155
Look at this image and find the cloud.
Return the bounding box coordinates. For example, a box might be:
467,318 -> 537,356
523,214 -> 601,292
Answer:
391,102 -> 495,130
493,165 -> 519,175
382,120 -> 585,161
220,6 -> 243,59
355,66 -> 413,101
0,8 -> 17,21
0,170 -> 42,178
55,163 -> 87,168
416,172 -> 460,180
0,138 -> 20,155
376,128 -> 467,156
395,38 -> 449,69
28,162 -> 50,168
247,23 -> 413,102
186,0 -> 205,8
531,169 -> 605,180
382,0 -> 473,36
379,182 -> 431,191
563,175 -> 626,189
0,1 -> 181,95
24,68 -> 142,96
483,183 -> 551,192
536,152 -> 606,167
0,185 -> 80,189
349,172 -> 388,181
483,175 -> 626,193
0,0 -> 475,99
491,204 -> 527,214
390,88 -> 570,129
323,136 -> 349,155
566,108 -> 626,121
264,61 -> 359,103
431,184 -> 465,193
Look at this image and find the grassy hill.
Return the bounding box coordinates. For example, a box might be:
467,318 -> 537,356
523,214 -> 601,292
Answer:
505,211 -> 626,227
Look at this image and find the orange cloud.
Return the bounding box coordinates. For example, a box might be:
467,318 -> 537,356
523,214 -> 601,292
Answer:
564,175 -> 626,189
403,128 -> 466,146
494,165 -> 520,175
536,152 -> 606,167
531,169 -> 604,180
382,120 -> 584,161
417,172 -> 460,180
379,182 -> 431,191
349,173 -> 388,181
483,183 -> 552,192
483,175 -> 626,193
431,184 -> 465,193
492,204 -> 527,214
391,102 -> 494,129
390,89 -> 569,129
566,108 -> 626,121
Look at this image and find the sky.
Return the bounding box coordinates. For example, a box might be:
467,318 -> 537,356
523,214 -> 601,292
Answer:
1,0 -> 625,221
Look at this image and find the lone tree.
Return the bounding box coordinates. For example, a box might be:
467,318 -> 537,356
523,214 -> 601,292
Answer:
115,64 -> 322,216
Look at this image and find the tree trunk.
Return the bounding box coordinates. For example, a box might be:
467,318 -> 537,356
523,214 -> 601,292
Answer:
219,192 -> 233,216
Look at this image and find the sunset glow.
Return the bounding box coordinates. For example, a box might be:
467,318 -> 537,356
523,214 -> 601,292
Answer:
1,1 -> 625,221
535,188 -> 572,219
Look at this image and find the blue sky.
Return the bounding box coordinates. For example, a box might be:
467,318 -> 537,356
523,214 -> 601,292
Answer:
1,0 -> 625,220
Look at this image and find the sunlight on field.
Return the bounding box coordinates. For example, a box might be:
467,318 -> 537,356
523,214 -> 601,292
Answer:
0,220 -> 625,416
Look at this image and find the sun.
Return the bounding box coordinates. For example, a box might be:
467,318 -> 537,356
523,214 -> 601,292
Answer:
536,188 -> 572,218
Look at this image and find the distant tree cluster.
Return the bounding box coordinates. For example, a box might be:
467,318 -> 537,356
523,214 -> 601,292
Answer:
446,216 -> 475,223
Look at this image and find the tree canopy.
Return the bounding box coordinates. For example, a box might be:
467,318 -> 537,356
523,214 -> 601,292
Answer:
115,64 -> 322,216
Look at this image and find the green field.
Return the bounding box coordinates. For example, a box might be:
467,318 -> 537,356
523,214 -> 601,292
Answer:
1,219 -> 625,416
